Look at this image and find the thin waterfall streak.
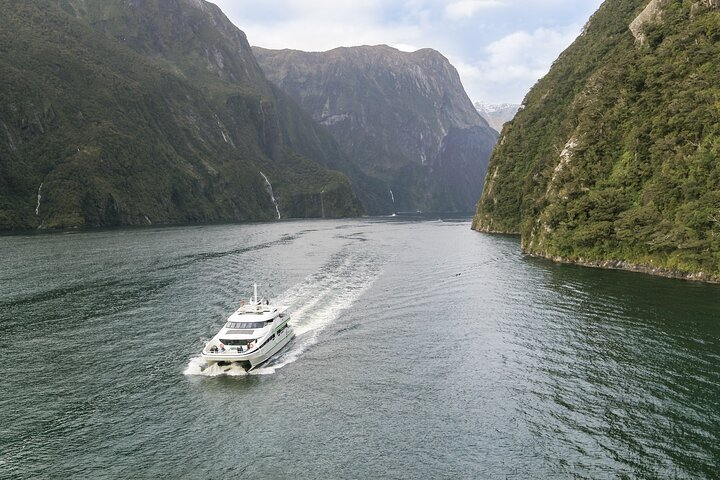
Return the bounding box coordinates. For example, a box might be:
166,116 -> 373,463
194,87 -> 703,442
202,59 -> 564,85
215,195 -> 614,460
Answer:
259,172 -> 281,220
35,182 -> 43,215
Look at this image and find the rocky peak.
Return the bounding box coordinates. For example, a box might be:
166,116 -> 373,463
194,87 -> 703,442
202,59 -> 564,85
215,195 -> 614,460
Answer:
254,44 -> 488,158
254,44 -> 497,213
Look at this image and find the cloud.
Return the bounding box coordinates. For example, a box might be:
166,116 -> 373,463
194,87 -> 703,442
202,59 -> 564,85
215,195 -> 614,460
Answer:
392,43 -> 423,52
211,0 -> 425,51
237,19 -> 423,52
461,25 -> 582,102
483,26 -> 581,81
444,0 -> 505,21
209,0 -> 603,103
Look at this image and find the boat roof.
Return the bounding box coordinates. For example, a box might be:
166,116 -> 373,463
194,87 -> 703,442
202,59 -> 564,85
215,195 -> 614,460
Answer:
226,284 -> 288,322
227,302 -> 288,322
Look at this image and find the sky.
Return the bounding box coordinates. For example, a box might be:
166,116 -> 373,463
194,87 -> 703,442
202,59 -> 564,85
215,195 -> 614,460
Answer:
210,0 -> 604,105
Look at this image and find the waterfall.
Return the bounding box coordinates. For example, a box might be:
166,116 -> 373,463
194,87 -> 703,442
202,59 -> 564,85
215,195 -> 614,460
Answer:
320,189 -> 325,219
35,182 -> 43,215
259,172 -> 281,220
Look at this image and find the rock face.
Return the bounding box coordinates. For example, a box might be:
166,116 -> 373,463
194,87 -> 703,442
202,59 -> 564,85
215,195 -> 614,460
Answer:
254,45 -> 498,214
629,0 -> 665,44
473,0 -> 720,281
0,0 -> 364,230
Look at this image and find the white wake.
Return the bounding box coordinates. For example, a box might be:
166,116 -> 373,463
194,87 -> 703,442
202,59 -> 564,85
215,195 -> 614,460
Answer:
185,248 -> 383,377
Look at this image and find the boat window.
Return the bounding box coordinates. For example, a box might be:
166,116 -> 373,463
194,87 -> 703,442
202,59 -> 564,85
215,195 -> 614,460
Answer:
220,339 -> 255,346
276,324 -> 288,335
225,321 -> 265,329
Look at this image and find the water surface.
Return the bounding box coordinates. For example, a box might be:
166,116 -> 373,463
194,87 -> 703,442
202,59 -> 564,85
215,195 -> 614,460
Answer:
1,218 -> 718,478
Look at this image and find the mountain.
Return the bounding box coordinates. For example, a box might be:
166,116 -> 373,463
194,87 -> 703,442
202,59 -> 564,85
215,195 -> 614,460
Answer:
253,45 -> 499,214
473,0 -> 720,281
0,0 -> 364,230
473,102 -> 521,133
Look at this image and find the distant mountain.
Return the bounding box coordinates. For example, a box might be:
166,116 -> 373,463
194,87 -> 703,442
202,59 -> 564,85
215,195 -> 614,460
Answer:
473,102 -> 521,133
254,45 -> 498,214
0,0 -> 364,230
473,0 -> 720,282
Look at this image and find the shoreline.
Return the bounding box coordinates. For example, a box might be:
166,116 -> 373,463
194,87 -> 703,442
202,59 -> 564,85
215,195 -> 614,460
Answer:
473,227 -> 720,284
526,252 -> 720,285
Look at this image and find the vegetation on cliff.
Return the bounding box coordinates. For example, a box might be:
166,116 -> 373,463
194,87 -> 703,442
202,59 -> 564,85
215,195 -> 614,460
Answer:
0,0 -> 363,230
473,0 -> 720,280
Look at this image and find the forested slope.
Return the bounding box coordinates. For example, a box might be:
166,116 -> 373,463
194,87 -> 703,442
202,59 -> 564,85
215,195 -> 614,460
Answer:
473,0 -> 720,281
0,0 -> 363,230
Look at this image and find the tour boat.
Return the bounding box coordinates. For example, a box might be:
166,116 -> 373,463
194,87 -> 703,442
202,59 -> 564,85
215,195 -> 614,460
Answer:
201,284 -> 294,371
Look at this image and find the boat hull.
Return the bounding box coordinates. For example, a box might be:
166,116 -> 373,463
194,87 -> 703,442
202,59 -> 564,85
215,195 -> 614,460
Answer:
201,327 -> 294,371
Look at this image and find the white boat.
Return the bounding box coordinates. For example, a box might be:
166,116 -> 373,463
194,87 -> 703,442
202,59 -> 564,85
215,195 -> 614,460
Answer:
201,284 -> 294,371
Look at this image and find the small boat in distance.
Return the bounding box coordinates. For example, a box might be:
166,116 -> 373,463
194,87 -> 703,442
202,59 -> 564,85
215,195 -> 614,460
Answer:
201,284 -> 294,371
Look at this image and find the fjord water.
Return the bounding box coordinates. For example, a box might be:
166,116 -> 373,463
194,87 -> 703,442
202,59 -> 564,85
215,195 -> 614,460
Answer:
1,218 -> 718,479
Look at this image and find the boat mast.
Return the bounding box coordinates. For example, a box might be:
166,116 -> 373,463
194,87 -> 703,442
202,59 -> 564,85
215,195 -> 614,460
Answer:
253,283 -> 258,304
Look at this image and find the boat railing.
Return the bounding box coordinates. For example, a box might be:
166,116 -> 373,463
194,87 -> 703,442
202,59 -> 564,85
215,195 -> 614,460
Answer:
208,344 -> 252,354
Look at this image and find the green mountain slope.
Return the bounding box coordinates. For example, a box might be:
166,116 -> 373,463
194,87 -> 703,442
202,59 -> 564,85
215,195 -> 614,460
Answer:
0,0 -> 363,230
254,45 -> 498,214
473,0 -> 720,281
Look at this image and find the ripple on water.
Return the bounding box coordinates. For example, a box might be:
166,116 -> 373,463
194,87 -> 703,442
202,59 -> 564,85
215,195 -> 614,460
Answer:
500,262 -> 720,477
1,219 -> 718,478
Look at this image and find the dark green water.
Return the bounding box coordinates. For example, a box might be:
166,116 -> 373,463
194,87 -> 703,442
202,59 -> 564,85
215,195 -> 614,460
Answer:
1,218 -> 718,479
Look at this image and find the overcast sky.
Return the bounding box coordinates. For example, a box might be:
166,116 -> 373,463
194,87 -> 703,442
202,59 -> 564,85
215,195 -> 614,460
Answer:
210,0 -> 604,104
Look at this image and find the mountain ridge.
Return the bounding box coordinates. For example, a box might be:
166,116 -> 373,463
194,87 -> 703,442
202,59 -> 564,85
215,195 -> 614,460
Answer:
0,0 -> 365,230
254,44 -> 498,214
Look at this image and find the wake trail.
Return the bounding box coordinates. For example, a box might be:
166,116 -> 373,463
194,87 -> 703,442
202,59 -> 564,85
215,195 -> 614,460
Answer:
185,247 -> 385,377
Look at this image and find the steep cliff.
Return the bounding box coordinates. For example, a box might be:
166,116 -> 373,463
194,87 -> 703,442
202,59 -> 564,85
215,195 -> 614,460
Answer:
473,0 -> 720,281
254,45 -> 498,214
0,0 -> 363,230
